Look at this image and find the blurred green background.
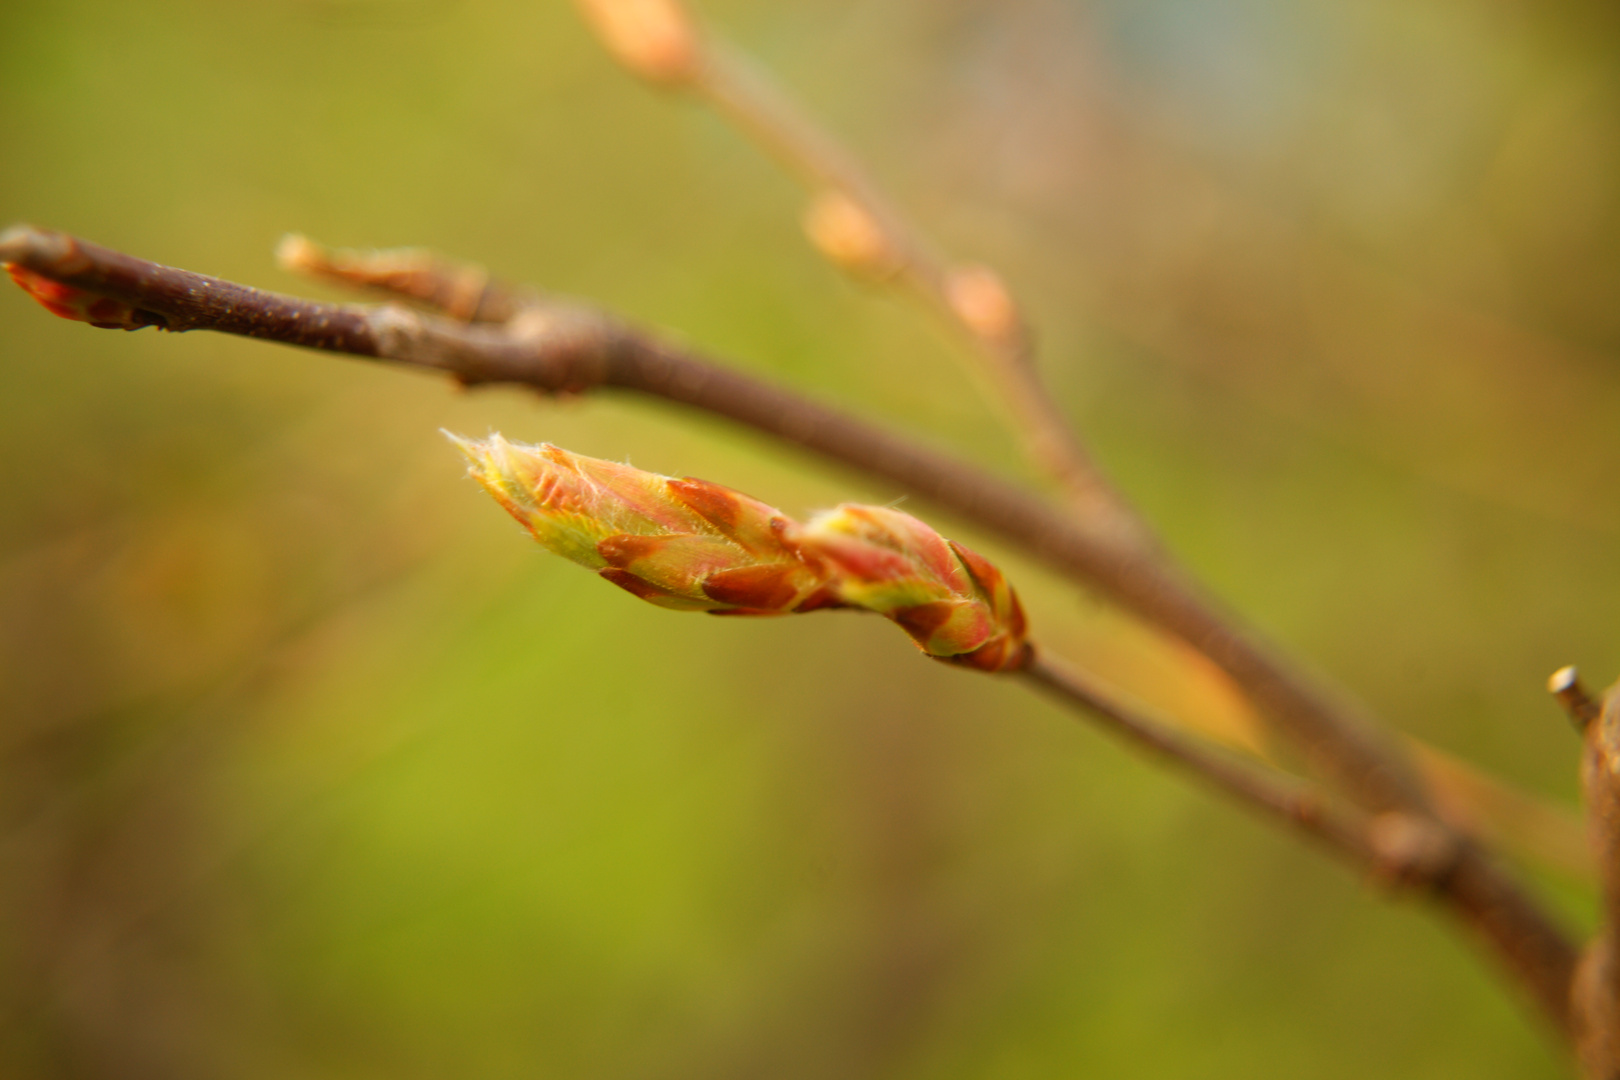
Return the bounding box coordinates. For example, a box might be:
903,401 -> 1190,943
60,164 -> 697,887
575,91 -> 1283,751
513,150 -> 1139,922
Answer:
3,1 -> 1619,1077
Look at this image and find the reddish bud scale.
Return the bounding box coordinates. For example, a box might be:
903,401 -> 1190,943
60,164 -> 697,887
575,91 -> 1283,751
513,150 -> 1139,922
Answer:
5,264 -> 162,330
802,504 -> 1030,672
451,435 -> 1030,672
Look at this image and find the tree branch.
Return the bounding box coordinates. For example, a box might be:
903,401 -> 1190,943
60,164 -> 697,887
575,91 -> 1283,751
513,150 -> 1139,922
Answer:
1552,666 -> 1605,733
1572,681 -> 1620,1078
0,225 -> 1436,813
1021,653 -> 1436,882
0,223 -> 1579,1035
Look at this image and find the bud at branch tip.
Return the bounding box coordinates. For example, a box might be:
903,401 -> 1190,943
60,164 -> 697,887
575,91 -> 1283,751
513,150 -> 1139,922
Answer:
448,433 -> 1030,671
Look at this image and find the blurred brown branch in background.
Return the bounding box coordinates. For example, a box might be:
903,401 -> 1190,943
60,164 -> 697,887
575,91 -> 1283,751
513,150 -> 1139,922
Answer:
1558,673 -> 1620,1079
1020,653 -> 1447,887
573,0 -> 1143,546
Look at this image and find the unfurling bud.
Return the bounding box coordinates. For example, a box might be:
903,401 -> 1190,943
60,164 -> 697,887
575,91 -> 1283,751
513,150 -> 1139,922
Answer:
574,0 -> 703,87
450,435 -> 1030,672
802,505 -> 1029,672
5,264 -> 163,330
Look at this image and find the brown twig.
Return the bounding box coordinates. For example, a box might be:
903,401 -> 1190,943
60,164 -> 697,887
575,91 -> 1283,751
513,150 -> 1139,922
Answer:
1553,665 -> 1605,734
1411,738 -> 1592,882
256,242 -> 1589,879
572,0 -> 1142,543
1022,651 -> 1580,1038
1020,652 -> 1431,882
1574,685 -> 1620,1078
0,224 -> 1578,1034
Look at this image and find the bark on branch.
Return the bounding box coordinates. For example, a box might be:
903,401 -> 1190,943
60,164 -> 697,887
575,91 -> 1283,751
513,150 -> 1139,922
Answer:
1571,679 -> 1620,1078
0,223 -> 1579,1036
